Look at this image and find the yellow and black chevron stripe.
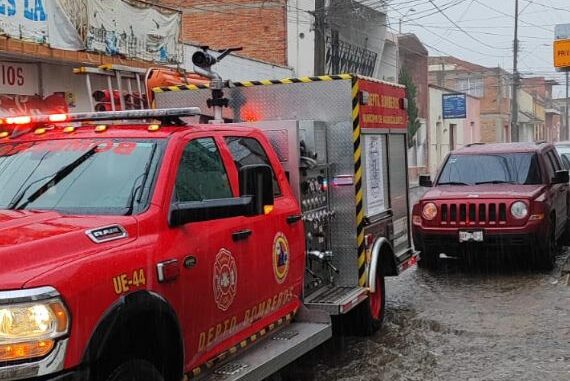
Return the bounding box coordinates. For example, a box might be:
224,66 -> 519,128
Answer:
187,311 -> 296,379
152,74 -> 353,93
154,73 -> 367,288
351,78 -> 366,287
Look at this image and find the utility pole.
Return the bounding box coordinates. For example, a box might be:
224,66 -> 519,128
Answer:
510,0 -> 519,142
564,70 -> 570,140
314,0 -> 326,75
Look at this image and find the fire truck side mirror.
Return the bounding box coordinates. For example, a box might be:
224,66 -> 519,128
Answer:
239,164 -> 275,215
419,175 -> 433,188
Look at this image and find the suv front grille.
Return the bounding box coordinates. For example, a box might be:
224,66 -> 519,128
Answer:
439,202 -> 508,226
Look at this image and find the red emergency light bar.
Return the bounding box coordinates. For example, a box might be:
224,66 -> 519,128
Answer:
1,107 -> 202,126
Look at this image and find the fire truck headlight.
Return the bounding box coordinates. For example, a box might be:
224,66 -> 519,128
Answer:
511,201 -> 528,219
422,202 -> 438,221
0,287 -> 69,362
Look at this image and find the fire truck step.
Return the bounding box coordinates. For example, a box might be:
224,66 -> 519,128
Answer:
208,320 -> 331,380
304,286 -> 368,315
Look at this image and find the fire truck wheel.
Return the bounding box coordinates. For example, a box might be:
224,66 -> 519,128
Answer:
350,274 -> 385,336
105,359 -> 164,381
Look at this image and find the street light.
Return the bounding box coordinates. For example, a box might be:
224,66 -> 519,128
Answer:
399,8 -> 416,34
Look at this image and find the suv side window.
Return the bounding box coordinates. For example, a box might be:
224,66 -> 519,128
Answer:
549,151 -> 562,171
174,138 -> 232,202
545,150 -> 561,181
225,136 -> 281,196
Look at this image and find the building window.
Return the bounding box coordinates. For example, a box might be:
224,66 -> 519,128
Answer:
456,77 -> 484,98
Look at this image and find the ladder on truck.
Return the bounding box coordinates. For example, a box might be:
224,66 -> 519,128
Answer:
73,64 -> 148,113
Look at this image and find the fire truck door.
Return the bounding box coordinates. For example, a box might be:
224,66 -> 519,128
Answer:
166,136 -> 251,365
223,135 -> 304,320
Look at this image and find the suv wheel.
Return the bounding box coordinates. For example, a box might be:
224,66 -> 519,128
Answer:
534,220 -> 556,271
418,248 -> 439,270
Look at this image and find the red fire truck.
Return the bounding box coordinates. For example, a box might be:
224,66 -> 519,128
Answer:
0,57 -> 416,380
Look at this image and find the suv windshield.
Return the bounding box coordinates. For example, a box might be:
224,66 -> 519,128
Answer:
0,139 -> 161,215
437,153 -> 542,186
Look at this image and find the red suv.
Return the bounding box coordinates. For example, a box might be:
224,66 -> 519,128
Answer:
412,142 -> 569,269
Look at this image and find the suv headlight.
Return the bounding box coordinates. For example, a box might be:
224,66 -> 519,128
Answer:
422,202 -> 438,220
0,287 -> 69,362
511,201 -> 529,219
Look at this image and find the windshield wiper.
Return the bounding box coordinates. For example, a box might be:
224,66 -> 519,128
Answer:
9,147 -> 97,210
125,143 -> 158,215
438,181 -> 469,186
475,180 -> 515,185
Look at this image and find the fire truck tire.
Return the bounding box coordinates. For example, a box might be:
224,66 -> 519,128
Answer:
349,274 -> 385,336
105,359 -> 164,381
417,248 -> 439,270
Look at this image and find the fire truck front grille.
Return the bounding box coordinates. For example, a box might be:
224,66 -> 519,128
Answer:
439,202 -> 508,226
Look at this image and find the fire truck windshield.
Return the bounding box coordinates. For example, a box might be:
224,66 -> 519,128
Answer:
0,139 -> 162,215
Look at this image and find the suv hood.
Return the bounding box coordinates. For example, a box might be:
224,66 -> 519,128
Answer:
0,210 -> 137,289
422,184 -> 545,201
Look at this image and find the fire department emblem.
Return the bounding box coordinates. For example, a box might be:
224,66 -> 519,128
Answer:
213,248 -> 237,311
272,233 -> 290,284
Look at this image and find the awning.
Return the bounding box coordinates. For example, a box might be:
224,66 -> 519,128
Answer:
519,111 -> 544,124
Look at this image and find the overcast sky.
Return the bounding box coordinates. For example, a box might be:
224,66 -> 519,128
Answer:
386,0 -> 570,97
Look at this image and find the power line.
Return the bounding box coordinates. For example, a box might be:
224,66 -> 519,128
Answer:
426,0 -> 499,50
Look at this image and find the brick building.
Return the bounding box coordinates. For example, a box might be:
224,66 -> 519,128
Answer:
159,0 -> 288,66
429,56 -> 512,143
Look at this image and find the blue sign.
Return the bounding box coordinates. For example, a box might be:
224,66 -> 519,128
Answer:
442,93 -> 467,119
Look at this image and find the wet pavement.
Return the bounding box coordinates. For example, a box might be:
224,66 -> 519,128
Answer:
289,251 -> 570,381
281,186 -> 570,380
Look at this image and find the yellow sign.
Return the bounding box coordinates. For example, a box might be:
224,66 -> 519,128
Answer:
554,39 -> 570,68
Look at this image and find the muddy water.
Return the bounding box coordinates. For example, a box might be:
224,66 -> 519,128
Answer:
290,252 -> 570,381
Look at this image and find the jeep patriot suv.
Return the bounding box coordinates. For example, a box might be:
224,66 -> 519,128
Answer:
412,142 -> 569,269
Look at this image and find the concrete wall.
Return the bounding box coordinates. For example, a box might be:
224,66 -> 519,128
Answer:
183,45 -> 293,82
379,34 -> 398,83
328,1 -> 388,79
428,86 -> 481,174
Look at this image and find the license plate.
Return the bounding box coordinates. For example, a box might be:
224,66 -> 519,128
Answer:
459,230 -> 484,242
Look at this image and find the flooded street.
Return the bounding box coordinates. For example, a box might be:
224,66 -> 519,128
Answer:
290,249 -> 570,381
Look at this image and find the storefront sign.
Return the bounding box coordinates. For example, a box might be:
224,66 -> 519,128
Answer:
0,62 -> 38,95
443,93 -> 467,119
0,0 -> 47,43
86,0 -> 182,64
554,39 -> 570,69
359,80 -> 407,130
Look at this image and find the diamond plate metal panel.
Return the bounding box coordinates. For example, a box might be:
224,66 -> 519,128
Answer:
155,80 -> 352,123
156,80 -> 358,287
327,120 -> 358,286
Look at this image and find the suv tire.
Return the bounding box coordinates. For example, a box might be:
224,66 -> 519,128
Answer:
418,248 -> 439,270
105,359 -> 164,381
534,220 -> 556,271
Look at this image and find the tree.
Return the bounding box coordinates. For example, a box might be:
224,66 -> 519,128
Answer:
399,68 -> 421,148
